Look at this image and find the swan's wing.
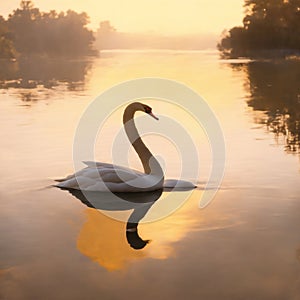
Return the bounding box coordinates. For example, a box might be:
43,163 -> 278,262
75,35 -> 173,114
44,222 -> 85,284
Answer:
98,168 -> 140,183
56,166 -> 143,190
56,161 -> 144,183
83,161 -> 116,169
83,160 -> 144,175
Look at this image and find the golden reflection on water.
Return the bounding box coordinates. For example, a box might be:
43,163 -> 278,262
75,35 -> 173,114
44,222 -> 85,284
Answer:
77,209 -> 147,271
76,189 -> 240,271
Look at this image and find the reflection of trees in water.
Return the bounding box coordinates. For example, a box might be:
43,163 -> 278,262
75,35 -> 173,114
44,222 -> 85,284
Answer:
232,60 -> 300,154
19,92 -> 37,103
0,57 -> 92,93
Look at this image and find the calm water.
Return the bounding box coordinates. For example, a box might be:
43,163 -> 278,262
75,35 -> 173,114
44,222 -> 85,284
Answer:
0,51 -> 300,300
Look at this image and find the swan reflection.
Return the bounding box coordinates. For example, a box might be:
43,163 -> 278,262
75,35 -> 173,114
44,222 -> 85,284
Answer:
58,187 -> 236,271
63,188 -> 163,250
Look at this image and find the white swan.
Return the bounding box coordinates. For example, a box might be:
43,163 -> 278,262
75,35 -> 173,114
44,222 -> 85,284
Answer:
56,102 -> 196,192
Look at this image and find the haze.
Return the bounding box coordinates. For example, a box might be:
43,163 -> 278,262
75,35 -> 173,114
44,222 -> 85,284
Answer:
1,0 -> 244,35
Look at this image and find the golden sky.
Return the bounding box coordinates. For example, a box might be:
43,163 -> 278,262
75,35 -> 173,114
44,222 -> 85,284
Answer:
1,0 -> 244,35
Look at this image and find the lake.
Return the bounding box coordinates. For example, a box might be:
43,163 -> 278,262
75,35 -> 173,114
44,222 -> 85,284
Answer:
0,51 -> 300,300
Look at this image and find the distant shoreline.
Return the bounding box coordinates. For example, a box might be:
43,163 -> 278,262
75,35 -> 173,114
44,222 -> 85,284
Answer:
220,49 -> 300,60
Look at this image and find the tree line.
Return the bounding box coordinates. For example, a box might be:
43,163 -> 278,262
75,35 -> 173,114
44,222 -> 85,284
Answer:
218,0 -> 300,58
0,1 -> 96,59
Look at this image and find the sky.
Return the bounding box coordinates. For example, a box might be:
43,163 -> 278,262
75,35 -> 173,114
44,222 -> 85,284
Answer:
1,0 -> 244,35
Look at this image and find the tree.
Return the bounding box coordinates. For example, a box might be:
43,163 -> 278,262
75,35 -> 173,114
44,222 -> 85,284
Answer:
0,16 -> 16,58
6,1 -> 96,57
7,1 -> 42,54
96,21 -> 117,49
218,0 -> 300,58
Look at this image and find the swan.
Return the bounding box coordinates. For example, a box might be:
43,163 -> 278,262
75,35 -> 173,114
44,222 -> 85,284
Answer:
56,102 -> 196,192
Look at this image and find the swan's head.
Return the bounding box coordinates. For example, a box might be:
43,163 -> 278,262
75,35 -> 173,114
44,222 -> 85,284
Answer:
141,103 -> 159,120
125,102 -> 159,121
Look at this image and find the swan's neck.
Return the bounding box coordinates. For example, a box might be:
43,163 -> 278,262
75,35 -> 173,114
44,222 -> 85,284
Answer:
123,105 -> 163,177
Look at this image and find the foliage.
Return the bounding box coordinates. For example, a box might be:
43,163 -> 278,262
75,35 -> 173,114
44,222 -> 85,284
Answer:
0,16 -> 16,58
218,0 -> 300,58
0,1 -> 96,59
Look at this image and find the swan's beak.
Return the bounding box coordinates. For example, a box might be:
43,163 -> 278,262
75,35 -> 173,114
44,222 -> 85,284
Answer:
149,112 -> 159,120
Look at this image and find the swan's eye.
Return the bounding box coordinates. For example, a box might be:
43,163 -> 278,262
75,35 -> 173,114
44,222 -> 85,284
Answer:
144,106 -> 152,114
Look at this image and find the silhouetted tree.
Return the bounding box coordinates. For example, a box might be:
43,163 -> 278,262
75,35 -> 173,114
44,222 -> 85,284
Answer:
0,16 -> 16,58
218,0 -> 300,58
7,1 -> 42,54
96,20 -> 117,49
6,1 -> 96,57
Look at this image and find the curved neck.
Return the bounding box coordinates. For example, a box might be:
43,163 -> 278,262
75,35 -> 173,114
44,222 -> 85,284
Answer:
123,104 -> 163,176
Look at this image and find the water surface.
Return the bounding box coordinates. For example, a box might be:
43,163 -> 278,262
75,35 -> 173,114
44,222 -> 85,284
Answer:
0,51 -> 300,300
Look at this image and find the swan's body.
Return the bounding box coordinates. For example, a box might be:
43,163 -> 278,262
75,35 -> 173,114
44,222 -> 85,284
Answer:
56,102 -> 195,192
56,160 -> 164,192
